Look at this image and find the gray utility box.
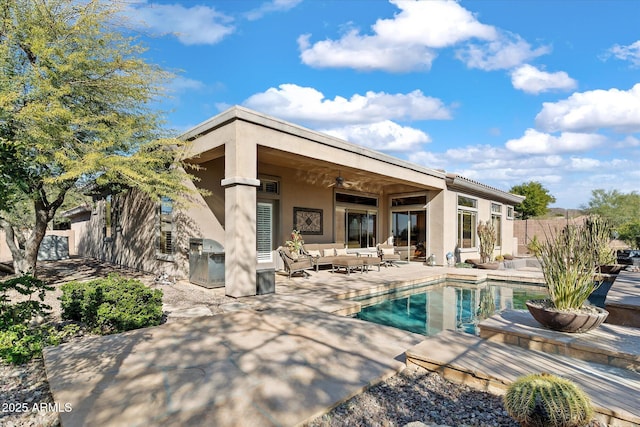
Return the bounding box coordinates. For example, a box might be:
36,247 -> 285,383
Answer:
256,268 -> 275,295
189,238 -> 225,288
37,235 -> 69,261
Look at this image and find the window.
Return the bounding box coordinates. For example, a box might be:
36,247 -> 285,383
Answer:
457,195 -> 477,208
507,206 -> 514,219
335,192 -> 378,247
258,177 -> 279,195
457,195 -> 477,249
256,202 -> 273,263
335,192 -> 378,207
156,197 -> 174,258
491,203 -> 502,247
391,195 -> 427,206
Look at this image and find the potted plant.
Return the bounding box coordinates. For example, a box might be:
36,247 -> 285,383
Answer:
284,230 -> 304,259
504,373 -> 593,427
584,215 -> 620,274
527,222 -> 608,333
477,220 -> 499,269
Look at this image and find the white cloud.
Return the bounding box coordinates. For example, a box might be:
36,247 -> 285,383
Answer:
505,129 -> 606,154
322,121 -> 430,152
616,135 -> 640,148
569,157 -> 601,171
372,0 -> 496,47
298,32 -> 437,72
299,0 -> 496,72
510,64 -> 577,94
456,32 -> 550,71
605,40 -> 640,67
126,2 -> 234,45
168,76 -> 205,92
243,84 -> 451,126
246,0 -> 303,21
408,151 -> 447,170
536,84 -> 640,133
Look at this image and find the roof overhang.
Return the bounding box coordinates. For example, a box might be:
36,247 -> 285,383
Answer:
445,173 -> 524,205
62,205 -> 92,218
180,106 -> 447,185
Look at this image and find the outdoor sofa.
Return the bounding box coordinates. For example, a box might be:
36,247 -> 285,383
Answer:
302,243 -> 356,271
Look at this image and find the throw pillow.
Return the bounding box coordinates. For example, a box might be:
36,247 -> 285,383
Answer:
335,248 -> 348,256
307,249 -> 321,258
382,247 -> 395,256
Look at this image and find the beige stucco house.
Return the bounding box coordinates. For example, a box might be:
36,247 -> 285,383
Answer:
67,106 -> 524,297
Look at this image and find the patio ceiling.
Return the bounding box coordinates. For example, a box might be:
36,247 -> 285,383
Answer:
258,146 -> 437,194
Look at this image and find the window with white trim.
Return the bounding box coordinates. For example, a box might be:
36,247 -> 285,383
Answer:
156,197 -> 174,259
256,202 -> 273,263
457,195 -> 477,249
491,203 -> 502,248
507,206 -> 514,219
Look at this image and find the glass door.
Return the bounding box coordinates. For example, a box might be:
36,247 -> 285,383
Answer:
347,210 -> 377,248
392,210 -> 426,261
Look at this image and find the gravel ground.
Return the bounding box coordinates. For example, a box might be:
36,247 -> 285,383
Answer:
305,367 -> 519,427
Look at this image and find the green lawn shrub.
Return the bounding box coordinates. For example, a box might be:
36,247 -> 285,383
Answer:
60,274 -> 163,334
0,275 -> 60,364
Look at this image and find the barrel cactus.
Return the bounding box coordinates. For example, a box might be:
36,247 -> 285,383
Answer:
503,373 -> 593,427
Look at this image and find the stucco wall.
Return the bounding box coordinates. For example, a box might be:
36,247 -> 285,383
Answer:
514,216 -> 585,256
75,183 -> 224,279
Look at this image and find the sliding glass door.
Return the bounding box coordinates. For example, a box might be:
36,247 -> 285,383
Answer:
392,210 -> 427,261
347,210 -> 377,248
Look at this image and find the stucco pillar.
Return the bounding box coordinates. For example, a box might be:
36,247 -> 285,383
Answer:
222,138 -> 259,297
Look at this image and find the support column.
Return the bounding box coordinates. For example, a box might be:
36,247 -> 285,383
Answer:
222,138 -> 259,297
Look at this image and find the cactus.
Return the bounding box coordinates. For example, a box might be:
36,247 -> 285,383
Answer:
503,373 -> 593,427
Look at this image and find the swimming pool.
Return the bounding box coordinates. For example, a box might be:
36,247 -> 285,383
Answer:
353,281 -> 547,336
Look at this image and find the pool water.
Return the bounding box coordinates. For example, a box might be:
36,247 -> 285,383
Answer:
354,281 -> 547,336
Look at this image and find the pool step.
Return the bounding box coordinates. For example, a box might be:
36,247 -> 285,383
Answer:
406,330 -> 640,427
605,270 -> 640,328
478,310 -> 640,372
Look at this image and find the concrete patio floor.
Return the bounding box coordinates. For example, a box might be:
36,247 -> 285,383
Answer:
43,261 -> 548,427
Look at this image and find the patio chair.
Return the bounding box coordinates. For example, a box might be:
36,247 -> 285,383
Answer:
377,244 -> 401,267
278,248 -> 313,278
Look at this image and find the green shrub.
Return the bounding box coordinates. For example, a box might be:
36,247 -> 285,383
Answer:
504,373 -> 593,427
0,324 -> 66,364
60,274 -> 163,334
0,275 -> 53,328
0,275 -> 61,364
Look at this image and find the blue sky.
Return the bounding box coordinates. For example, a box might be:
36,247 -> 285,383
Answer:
123,0 -> 640,208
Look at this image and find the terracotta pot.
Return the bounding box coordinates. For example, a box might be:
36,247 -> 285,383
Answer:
525,299 -> 609,333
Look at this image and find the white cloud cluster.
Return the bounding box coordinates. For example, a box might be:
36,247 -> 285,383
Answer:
323,121 -> 430,152
606,40 -> 640,67
299,0 -> 497,72
243,84 -> 451,125
126,2 -> 234,45
505,129 -> 606,154
242,84 -> 448,152
298,0 -> 554,75
535,83 -> 640,133
246,0 -> 303,21
510,64 -> 577,94
456,33 -> 550,71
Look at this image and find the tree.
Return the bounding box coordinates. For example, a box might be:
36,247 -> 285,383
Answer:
0,0 -> 193,275
509,181 -> 556,220
584,189 -> 640,247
